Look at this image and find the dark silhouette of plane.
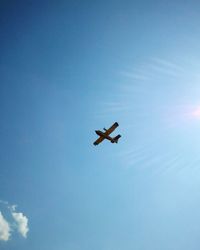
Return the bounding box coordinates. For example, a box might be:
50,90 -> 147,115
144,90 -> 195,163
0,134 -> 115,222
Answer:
93,122 -> 121,146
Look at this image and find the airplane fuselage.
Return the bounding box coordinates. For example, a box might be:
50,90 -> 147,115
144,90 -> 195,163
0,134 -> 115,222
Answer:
95,130 -> 113,142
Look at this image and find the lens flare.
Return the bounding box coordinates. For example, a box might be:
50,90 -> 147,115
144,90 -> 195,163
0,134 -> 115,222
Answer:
98,57 -> 200,174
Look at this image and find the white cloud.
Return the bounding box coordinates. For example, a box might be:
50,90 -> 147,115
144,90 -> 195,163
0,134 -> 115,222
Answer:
0,201 -> 29,240
0,212 -> 11,241
12,212 -> 29,238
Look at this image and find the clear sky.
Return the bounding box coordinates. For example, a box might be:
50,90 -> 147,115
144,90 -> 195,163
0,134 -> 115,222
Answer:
1,1 -> 200,249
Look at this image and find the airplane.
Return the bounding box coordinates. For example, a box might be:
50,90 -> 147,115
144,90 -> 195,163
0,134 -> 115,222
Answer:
93,122 -> 121,146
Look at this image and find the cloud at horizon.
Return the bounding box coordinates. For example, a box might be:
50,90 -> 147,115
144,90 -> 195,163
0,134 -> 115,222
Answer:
0,201 -> 29,242
0,212 -> 11,241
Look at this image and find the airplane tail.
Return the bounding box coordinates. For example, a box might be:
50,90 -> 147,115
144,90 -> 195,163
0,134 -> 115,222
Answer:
112,134 -> 121,143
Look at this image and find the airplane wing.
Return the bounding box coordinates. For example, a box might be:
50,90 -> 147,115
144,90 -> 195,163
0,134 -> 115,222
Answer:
105,122 -> 119,135
93,136 -> 105,146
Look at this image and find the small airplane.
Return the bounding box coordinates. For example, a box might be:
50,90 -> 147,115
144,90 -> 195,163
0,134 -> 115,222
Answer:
93,122 -> 121,146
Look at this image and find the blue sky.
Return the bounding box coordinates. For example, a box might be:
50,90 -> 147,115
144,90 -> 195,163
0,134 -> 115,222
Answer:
1,0 -> 200,249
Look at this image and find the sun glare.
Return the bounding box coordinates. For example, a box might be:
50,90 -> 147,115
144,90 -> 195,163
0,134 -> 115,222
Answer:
191,106 -> 200,119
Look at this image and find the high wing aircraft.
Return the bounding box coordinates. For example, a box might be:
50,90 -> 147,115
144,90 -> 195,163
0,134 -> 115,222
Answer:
93,122 -> 121,146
